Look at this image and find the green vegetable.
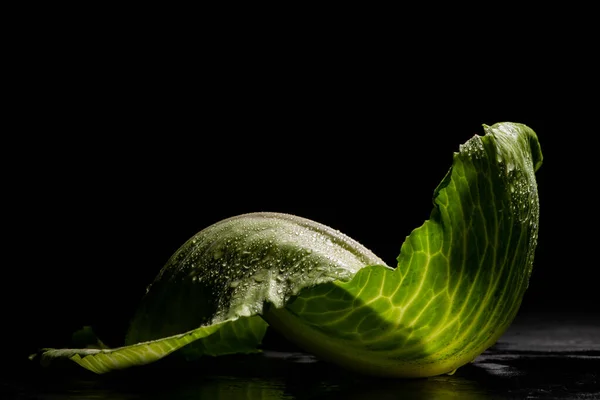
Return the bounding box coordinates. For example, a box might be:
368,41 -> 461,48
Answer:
32,122 -> 542,378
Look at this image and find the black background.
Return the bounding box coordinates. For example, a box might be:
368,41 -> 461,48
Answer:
3,17 -> 597,375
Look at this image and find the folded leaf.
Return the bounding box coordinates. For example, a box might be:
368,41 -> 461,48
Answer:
33,122 -> 542,377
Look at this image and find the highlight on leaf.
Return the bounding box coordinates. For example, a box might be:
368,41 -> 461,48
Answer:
31,122 -> 542,378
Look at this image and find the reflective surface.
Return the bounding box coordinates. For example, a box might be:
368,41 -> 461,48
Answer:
5,312 -> 599,399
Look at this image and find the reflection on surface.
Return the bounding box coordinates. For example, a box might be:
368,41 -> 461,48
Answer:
11,347 -> 600,399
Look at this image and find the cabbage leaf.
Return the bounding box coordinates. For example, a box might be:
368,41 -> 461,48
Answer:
33,122 -> 542,377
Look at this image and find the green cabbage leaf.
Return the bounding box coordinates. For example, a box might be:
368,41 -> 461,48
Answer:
33,122 -> 542,377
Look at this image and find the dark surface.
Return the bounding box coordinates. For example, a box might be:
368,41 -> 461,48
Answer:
4,10 -> 598,400
3,311 -> 599,399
